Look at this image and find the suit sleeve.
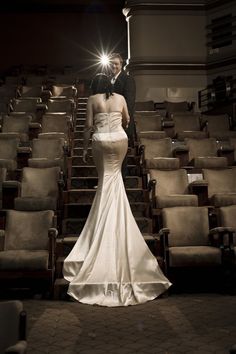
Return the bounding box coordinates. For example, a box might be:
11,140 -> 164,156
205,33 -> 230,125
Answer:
123,75 -> 136,116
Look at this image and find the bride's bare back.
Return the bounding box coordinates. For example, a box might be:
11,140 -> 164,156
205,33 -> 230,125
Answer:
86,93 -> 130,129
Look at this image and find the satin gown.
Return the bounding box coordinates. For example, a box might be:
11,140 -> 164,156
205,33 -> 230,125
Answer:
63,112 -> 171,307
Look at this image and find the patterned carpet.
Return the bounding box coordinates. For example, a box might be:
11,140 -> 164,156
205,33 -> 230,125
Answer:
22,293 -> 236,354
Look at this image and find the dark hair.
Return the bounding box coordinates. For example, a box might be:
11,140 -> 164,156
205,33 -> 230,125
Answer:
110,52 -> 123,64
91,73 -> 113,99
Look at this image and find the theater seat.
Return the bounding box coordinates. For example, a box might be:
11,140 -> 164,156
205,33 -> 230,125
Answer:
0,209 -> 57,294
159,206 -> 224,280
0,300 -> 27,354
202,168 -> 236,207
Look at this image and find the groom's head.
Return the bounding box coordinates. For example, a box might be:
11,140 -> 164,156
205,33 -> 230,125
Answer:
110,53 -> 123,76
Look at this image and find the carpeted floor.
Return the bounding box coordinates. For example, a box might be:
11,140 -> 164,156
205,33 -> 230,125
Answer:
21,293 -> 236,354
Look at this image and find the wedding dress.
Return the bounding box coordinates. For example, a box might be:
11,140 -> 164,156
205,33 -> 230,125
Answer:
63,112 -> 171,307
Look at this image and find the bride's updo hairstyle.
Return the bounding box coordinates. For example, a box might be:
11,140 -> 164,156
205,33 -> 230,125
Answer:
91,73 -> 113,100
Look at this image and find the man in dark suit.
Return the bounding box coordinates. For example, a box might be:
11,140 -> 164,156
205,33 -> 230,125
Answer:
109,53 -> 136,177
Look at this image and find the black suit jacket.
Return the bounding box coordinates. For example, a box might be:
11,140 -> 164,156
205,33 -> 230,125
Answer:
112,70 -> 136,140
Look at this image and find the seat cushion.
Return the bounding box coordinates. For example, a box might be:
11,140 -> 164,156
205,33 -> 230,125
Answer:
0,250 -> 49,270
146,158 -> 179,170
0,159 -> 17,171
194,157 -> 227,169
28,158 -> 64,170
169,246 -> 222,267
156,194 -> 198,208
177,131 -> 208,140
211,193 -> 236,207
14,196 -> 57,211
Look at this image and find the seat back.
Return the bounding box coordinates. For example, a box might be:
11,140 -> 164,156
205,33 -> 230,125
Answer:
2,116 -> 30,134
0,300 -> 26,353
140,137 -> 173,159
185,138 -> 218,161
135,100 -> 155,111
150,168 -> 189,196
202,168 -> 236,197
5,209 -> 54,250
51,85 -> 77,97
172,113 -> 201,133
41,115 -> 69,134
12,99 -> 38,112
204,114 -> 230,132
47,99 -> 74,113
20,85 -> 43,97
164,101 -> 189,115
21,167 -> 60,198
32,138 -> 64,159
162,206 -> 209,247
135,114 -> 162,132
0,138 -> 18,159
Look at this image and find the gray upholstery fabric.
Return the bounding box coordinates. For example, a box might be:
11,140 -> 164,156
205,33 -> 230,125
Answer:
210,131 -> 236,140
169,246 -> 221,267
178,131 -> 207,140
41,115 -> 69,134
211,194 -> 236,207
146,158 -> 180,170
135,101 -> 155,111
204,114 -> 232,139
157,194 -> 198,208
30,138 -> 64,159
47,99 -> 73,113
164,101 -> 189,114
20,167 -> 60,198
195,156 -> 228,169
15,196 -> 57,211
229,138 -> 236,160
185,138 -> 218,162
0,250 -> 49,270
138,131 -> 166,139
135,114 -> 162,132
202,168 -> 236,198
52,85 -> 76,97
28,158 -> 64,170
141,137 -> 173,159
0,159 -> 17,171
0,138 -> 18,160
2,116 -> 30,137
150,168 -> 190,196
162,206 -> 210,247
0,300 -> 27,354
5,209 -> 54,250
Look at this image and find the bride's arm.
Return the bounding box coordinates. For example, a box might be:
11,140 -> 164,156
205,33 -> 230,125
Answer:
83,96 -> 93,162
122,98 -> 130,129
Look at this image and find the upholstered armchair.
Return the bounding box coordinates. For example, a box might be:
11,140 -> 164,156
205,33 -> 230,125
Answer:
0,115 -> 30,144
202,168 -> 236,207
203,114 -> 236,141
185,138 -> 228,169
0,137 -> 19,173
28,138 -> 67,174
171,113 -> 207,140
0,300 -> 27,354
14,166 -> 64,213
0,209 -> 57,295
159,206 -> 228,289
134,113 -> 166,141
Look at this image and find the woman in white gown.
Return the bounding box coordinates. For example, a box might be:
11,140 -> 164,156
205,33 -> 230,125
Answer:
63,73 -> 171,307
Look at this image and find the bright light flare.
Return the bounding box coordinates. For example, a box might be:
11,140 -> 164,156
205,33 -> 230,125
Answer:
100,54 -> 110,66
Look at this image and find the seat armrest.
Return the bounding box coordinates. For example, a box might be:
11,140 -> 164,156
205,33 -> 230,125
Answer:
189,179 -> 208,187
5,340 -> 27,354
162,120 -> 174,128
36,103 -> 48,110
209,227 -> 235,248
172,146 -> 189,154
48,228 -> 58,269
17,146 -> 32,154
158,228 -> 170,239
0,230 -> 5,251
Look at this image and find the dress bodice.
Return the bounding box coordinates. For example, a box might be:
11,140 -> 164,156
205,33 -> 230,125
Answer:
93,112 -> 123,133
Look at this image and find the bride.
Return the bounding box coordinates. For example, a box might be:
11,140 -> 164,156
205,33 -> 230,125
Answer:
63,73 -> 171,307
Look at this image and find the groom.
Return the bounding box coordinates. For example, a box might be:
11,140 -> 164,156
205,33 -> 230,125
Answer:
109,52 -> 136,177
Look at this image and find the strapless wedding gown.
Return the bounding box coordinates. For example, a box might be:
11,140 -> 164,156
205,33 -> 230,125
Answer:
63,112 -> 171,307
